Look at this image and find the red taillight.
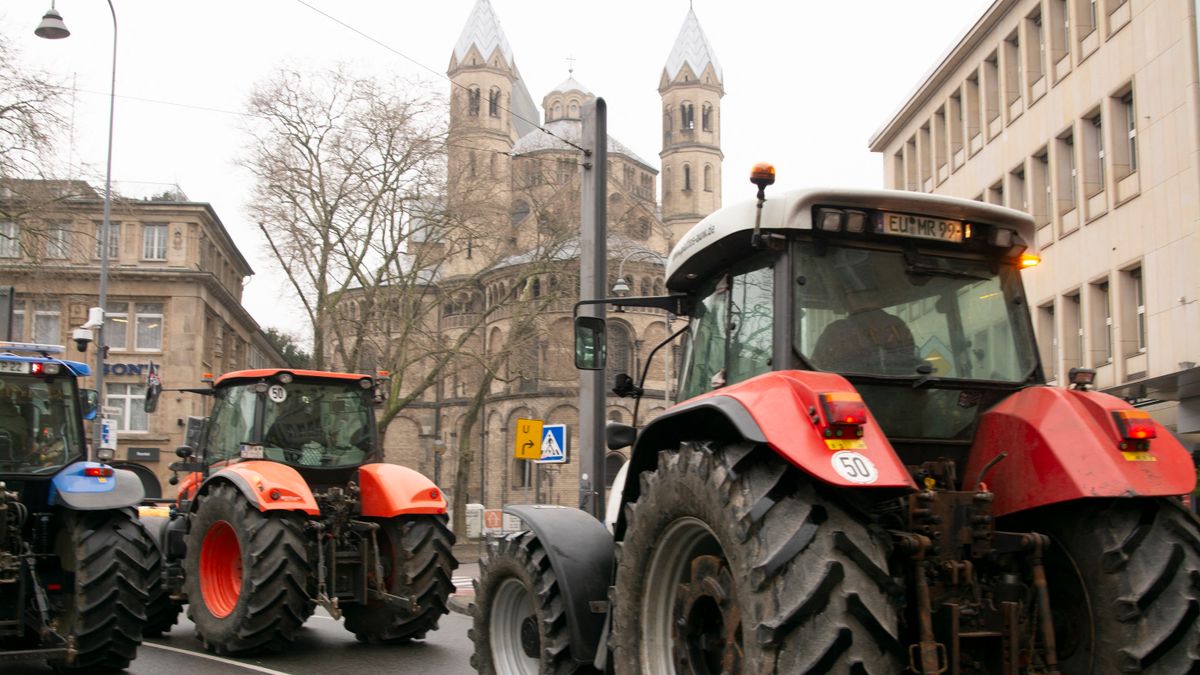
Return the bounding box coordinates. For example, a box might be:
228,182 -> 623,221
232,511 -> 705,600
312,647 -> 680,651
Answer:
30,362 -> 43,375
84,467 -> 114,478
820,392 -> 869,426
1113,410 -> 1157,440
47,583 -> 62,592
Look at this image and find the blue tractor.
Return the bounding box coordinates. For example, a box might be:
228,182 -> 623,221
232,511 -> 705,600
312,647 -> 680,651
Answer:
0,341 -> 155,671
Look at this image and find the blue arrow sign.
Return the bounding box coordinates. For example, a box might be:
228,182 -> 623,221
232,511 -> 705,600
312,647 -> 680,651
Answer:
538,424 -> 568,464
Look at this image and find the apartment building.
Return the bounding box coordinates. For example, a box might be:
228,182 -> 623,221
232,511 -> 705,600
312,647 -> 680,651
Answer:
870,0 -> 1200,441
0,180 -> 284,493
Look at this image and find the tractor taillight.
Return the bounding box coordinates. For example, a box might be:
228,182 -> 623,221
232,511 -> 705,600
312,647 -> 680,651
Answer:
819,392 -> 868,438
1113,410 -> 1157,442
84,467 -> 114,478
29,362 -> 59,375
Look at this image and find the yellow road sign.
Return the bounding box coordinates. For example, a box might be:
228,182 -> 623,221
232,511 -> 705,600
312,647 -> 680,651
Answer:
514,418 -> 544,460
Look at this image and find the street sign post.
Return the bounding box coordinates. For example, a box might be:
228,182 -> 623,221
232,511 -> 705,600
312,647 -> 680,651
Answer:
513,418 -> 544,460
537,424 -> 568,463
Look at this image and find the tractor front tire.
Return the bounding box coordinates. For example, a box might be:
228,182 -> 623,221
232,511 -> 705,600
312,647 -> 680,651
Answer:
612,442 -> 902,675
342,514 -> 457,643
183,482 -> 313,654
1040,498 -> 1200,674
51,508 -> 156,673
469,531 -> 593,675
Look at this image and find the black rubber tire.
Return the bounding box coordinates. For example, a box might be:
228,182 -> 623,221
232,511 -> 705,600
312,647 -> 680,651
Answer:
612,442 -> 903,675
1038,498 -> 1200,674
140,512 -> 181,637
50,508 -> 156,673
183,482 -> 313,655
342,514 -> 457,643
469,531 -> 594,675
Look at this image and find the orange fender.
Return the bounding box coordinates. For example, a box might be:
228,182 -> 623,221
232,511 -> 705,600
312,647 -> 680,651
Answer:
201,461 -> 320,515
358,463 -> 447,517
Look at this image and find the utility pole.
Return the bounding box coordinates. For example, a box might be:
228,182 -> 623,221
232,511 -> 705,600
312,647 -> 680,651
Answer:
579,98 -> 607,519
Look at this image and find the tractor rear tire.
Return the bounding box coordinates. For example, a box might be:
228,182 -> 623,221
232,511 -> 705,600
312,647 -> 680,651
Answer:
50,508 -> 155,673
469,531 -> 595,675
183,482 -> 313,655
612,442 -> 902,675
1039,498 -> 1200,674
140,512 -> 181,637
342,514 -> 457,643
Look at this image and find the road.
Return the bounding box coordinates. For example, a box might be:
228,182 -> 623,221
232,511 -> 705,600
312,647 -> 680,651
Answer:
8,596 -> 479,675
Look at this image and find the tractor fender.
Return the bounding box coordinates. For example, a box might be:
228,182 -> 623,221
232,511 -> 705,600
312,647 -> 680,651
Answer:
504,504 -> 614,667
50,462 -> 145,510
357,463 -> 447,517
963,386 -> 1196,517
196,461 -> 320,516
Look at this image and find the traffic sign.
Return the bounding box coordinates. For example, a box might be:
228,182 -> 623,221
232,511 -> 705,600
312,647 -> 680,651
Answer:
537,424 -> 568,464
100,418 -> 118,451
514,418 -> 543,460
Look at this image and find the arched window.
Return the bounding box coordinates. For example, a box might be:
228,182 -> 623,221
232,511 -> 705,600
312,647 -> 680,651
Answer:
639,278 -> 650,296
683,164 -> 692,191
653,279 -> 664,295
569,102 -> 579,117
704,164 -> 712,192
702,103 -> 712,131
632,218 -> 651,240
511,200 -> 530,226
489,87 -> 501,117
681,103 -> 695,130
468,87 -> 481,116
553,103 -> 562,120
531,277 -> 541,298
607,322 -> 634,384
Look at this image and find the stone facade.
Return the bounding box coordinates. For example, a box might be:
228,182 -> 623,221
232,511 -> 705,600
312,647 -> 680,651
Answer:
870,0 -> 1200,442
0,180 -> 284,494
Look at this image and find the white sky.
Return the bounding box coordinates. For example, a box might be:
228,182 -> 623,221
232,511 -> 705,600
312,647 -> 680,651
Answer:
4,0 -> 993,342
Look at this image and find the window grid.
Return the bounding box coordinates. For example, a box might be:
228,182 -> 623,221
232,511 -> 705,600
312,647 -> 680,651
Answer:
142,224 -> 167,260
1124,93 -> 1137,173
1133,268 -> 1146,352
0,221 -> 20,258
106,382 -> 148,432
47,225 -> 70,259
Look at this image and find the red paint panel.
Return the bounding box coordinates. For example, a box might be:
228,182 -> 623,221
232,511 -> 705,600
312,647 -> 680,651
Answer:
215,368 -> 370,387
693,371 -> 916,489
962,387 -> 1195,517
358,463 -> 448,517
211,461 -> 321,515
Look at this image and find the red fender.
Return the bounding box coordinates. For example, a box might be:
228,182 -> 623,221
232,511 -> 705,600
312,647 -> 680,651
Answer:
962,387 -> 1195,517
692,370 -> 916,489
202,461 -> 320,515
358,463 -> 447,517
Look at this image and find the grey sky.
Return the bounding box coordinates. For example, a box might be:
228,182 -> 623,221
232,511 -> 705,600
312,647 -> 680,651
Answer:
5,0 -> 992,340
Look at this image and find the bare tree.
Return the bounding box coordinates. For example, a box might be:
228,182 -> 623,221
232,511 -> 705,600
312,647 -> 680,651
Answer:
0,34 -> 65,180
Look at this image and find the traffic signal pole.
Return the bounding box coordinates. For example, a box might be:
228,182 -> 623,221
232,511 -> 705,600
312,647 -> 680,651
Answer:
579,98 -> 607,519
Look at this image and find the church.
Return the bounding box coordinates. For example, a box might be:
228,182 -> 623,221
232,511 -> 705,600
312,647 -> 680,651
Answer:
381,0 -> 726,514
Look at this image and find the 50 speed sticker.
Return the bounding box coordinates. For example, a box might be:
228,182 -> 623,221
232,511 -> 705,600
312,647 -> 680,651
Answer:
831,451 -> 879,484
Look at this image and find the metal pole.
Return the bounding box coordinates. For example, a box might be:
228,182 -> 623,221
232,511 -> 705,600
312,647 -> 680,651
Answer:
579,99 -> 607,519
92,0 -> 117,461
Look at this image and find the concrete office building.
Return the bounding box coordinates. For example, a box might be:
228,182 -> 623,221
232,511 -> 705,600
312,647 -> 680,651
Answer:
870,0 -> 1200,443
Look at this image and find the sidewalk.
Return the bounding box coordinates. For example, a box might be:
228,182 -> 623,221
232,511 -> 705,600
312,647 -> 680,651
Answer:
449,539 -> 485,615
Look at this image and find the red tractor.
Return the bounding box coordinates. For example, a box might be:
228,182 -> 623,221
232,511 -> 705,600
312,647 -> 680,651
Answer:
470,166 -> 1200,674
141,368 -> 456,654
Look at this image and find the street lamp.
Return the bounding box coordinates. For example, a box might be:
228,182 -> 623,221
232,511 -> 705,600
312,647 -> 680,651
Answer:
37,0 -> 118,461
610,247 -> 666,297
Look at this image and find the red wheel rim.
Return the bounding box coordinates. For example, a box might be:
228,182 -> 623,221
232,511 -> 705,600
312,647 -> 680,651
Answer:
199,520 -> 242,618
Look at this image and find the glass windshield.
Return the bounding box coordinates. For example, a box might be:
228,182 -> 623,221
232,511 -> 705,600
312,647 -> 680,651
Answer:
0,372 -> 84,474
261,382 -> 373,468
794,244 -> 1037,382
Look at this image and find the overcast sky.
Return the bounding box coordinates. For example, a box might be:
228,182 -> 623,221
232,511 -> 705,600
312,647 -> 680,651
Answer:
4,0 -> 992,342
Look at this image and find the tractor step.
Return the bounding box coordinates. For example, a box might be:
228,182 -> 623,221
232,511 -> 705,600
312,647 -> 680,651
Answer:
0,646 -> 69,663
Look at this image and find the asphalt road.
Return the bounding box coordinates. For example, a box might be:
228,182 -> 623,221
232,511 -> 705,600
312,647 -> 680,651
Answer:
7,605 -> 479,675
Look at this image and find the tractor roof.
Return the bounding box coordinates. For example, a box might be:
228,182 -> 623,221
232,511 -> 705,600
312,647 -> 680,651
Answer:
214,368 -> 372,387
0,342 -> 90,376
665,187 -> 1036,292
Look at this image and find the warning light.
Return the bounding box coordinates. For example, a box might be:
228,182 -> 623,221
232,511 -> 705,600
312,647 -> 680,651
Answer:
84,467 -> 114,478
819,392 -> 869,429
1018,253 -> 1041,268
750,162 -> 776,188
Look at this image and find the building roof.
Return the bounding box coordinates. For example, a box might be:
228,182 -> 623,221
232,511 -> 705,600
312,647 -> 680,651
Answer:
550,76 -> 591,95
453,0 -> 515,69
663,8 -> 723,83
511,119 -> 654,170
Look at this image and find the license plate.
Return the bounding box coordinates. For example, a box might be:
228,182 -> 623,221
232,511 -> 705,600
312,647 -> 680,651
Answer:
0,361 -> 30,374
876,212 -> 964,243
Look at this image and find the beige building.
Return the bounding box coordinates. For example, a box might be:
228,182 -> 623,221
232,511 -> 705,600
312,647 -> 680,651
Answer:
370,0 -> 725,510
870,0 -> 1200,443
0,180 -> 284,494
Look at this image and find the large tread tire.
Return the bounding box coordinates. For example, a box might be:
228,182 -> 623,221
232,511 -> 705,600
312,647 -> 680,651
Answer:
469,531 -> 593,675
612,442 -> 902,675
1039,498 -> 1200,674
183,482 -> 313,655
140,513 -> 181,637
342,514 -> 457,643
51,508 -> 156,673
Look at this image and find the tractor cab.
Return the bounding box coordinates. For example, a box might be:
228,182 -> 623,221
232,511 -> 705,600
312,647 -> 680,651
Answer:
0,341 -> 97,477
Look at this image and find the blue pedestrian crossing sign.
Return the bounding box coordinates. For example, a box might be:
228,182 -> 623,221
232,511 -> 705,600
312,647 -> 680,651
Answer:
537,424 -> 568,464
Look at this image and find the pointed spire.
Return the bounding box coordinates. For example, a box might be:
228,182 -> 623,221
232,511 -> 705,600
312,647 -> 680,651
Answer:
663,7 -> 723,83
453,0 -> 514,68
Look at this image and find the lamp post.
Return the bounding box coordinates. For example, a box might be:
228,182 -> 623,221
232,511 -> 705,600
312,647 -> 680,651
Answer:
609,248 -> 671,402
37,0 -> 117,461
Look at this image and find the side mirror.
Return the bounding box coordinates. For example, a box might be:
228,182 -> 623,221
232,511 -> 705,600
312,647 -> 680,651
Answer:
175,445 -> 194,459
81,389 -> 99,420
606,422 -> 636,450
574,316 -> 607,370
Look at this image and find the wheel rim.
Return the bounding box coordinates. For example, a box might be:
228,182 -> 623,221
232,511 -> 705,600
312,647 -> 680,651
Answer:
643,517 -> 742,675
490,576 -> 540,675
199,520 -> 243,618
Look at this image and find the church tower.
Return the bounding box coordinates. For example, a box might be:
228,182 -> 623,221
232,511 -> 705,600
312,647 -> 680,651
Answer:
445,0 -> 539,276
659,7 -> 724,244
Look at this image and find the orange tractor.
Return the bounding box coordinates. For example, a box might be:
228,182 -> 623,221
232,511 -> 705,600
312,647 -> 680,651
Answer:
141,368 -> 456,654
